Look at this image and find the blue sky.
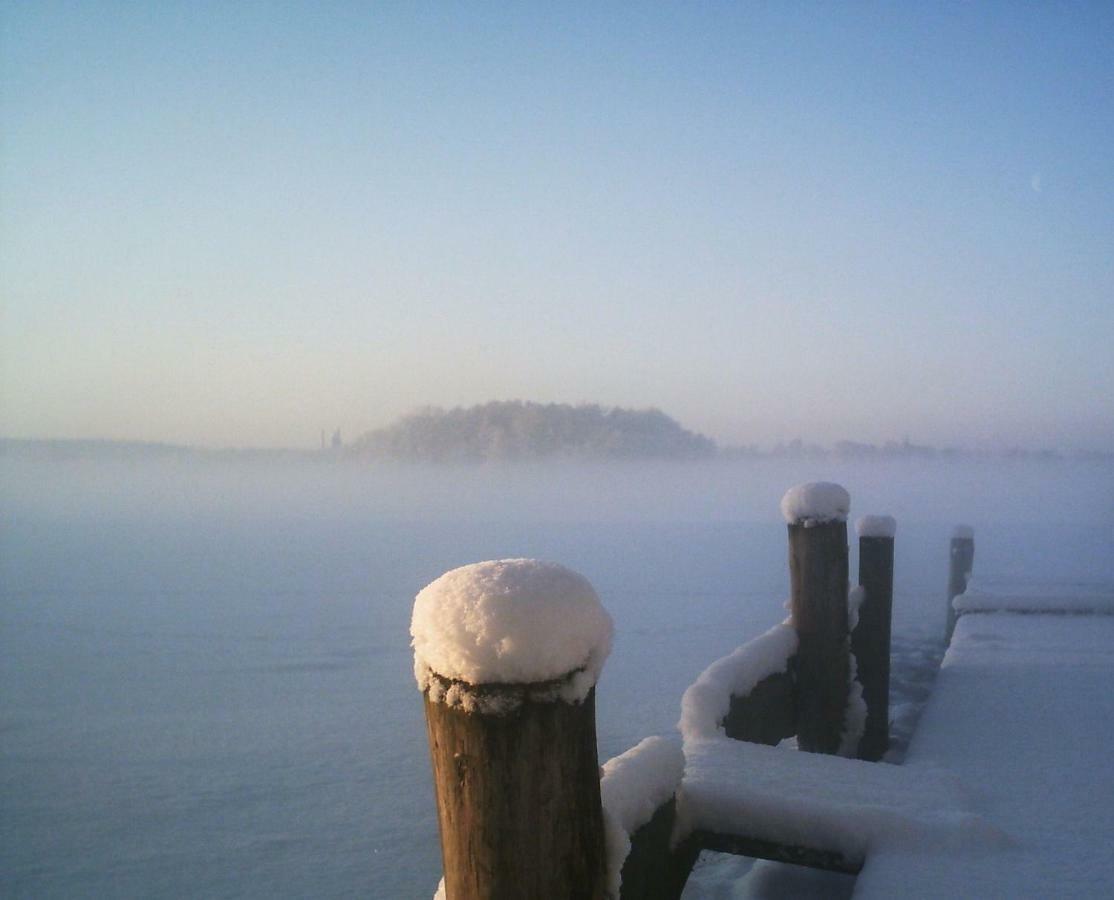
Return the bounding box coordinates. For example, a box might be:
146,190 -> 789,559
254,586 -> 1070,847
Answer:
2,2 -> 1112,449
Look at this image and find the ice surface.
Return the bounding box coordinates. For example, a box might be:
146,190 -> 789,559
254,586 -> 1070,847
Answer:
600,735 -> 685,898
411,559 -> 613,707
779,482 -> 850,526
855,612 -> 1114,898
855,514 -> 896,539
678,623 -> 798,740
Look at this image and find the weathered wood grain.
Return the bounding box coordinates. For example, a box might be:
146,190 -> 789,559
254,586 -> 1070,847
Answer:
788,520 -> 850,755
854,534 -> 894,761
424,685 -> 607,900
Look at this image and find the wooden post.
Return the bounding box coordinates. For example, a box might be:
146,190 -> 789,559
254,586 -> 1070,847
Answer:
413,559 -> 611,900
853,516 -> 895,762
946,527 -> 975,641
787,517 -> 850,755
424,679 -> 607,899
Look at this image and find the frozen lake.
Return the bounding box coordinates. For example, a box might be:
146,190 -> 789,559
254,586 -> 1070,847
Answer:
2,455 -> 1111,898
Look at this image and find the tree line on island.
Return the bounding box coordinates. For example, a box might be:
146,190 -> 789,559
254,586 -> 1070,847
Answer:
346,401 -> 716,462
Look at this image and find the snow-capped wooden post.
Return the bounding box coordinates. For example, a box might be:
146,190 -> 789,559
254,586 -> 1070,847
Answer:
782,483 -> 852,755
412,560 -> 612,900
946,526 -> 975,641
853,515 -> 895,762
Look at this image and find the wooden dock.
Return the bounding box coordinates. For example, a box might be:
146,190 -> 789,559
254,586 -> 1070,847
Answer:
415,487 -> 1114,899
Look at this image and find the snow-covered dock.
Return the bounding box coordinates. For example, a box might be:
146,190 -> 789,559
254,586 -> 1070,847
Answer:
855,588 -> 1114,898
668,582 -> 1114,899
673,577 -> 1114,898
414,485 -> 1114,899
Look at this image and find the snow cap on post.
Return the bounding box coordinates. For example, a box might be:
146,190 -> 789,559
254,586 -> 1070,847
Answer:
855,515 -> 897,539
952,524 -> 974,540
780,482 -> 851,527
411,559 -> 613,708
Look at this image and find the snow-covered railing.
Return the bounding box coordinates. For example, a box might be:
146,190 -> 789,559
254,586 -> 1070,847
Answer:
674,484 -> 893,758
678,621 -> 798,745
608,484 -> 898,898
413,485 -> 903,900
621,485 -> 898,896
679,738 -> 1003,875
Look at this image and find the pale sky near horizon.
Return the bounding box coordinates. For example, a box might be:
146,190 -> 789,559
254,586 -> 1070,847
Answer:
2,3 -> 1112,451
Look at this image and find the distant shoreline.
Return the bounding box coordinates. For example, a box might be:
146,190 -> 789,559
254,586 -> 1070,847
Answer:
2,437 -> 1109,465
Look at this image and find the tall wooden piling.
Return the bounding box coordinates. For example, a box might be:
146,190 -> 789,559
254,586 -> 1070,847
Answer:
424,679 -> 607,900
946,527 -> 975,641
852,517 -> 895,762
784,484 -> 851,755
412,559 -> 611,900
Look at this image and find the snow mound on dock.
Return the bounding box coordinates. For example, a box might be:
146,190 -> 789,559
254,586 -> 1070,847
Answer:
411,559 -> 613,701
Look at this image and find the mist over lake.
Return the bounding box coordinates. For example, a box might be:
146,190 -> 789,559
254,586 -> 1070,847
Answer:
2,455 -> 1112,897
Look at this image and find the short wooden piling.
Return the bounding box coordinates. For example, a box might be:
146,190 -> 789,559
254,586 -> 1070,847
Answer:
946,527 -> 975,641
785,500 -> 851,755
853,517 -> 895,761
424,678 -> 608,900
